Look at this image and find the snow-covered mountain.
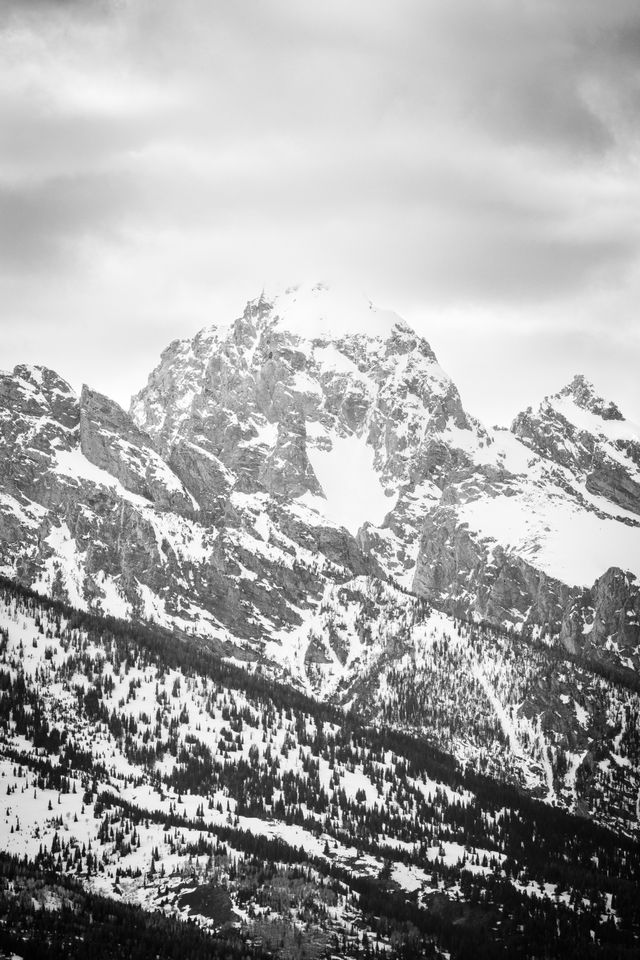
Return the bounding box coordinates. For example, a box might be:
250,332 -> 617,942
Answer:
130,283 -> 640,676
1,578 -> 637,958
1,283 -> 640,956
3,282 -> 637,674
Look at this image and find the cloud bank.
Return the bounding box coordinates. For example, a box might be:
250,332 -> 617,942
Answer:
1,0 -> 639,423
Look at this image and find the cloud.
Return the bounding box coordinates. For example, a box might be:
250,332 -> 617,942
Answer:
0,0 -> 639,421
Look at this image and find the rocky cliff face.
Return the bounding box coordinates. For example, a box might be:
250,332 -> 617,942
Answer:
406,375 -> 640,669
412,508 -> 574,635
79,385 -> 197,516
512,374 -> 640,516
0,284 -> 639,683
561,567 -> 640,666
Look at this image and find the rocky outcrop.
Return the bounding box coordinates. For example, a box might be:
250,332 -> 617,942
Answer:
168,439 -> 233,521
585,451 -> 640,516
561,567 -> 640,670
79,386 -> 196,516
128,296 -> 640,669
131,287 -> 479,499
0,328 -> 379,651
412,509 -> 572,634
259,413 -> 322,498
1,287 -> 638,681
0,364 -> 78,435
512,375 -> 640,517
559,374 -> 624,421
412,507 -> 639,671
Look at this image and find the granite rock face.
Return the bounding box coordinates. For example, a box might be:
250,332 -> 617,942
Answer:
259,412 -> 322,499
79,386 -> 197,516
512,374 -> 640,517
3,314 -> 640,840
168,440 -> 233,523
561,567 -> 640,668
0,356 -> 374,649
0,285 -> 639,681
412,508 -> 573,635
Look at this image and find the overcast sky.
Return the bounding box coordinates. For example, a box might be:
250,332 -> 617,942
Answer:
1,0 -> 639,425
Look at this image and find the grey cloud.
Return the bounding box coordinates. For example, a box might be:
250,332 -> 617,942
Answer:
1,0 -> 639,424
0,171 -> 136,269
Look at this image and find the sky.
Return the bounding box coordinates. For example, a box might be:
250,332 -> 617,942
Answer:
1,0 -> 639,426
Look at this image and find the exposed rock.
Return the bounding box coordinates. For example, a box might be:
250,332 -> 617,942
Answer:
0,287 -> 638,682
512,375 -> 640,517
259,412 -> 322,498
168,439 -> 233,521
561,567 -> 640,670
585,450 -> 640,516
559,373 -> 624,421
412,509 -> 571,634
79,386 -> 196,516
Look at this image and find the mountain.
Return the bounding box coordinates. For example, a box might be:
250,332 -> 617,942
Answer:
0,283 -> 639,956
513,373 -> 640,516
130,284 -> 640,670
2,284 -> 638,671
0,577 -> 638,960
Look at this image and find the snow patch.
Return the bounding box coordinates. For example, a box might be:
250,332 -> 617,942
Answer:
303,433 -> 394,535
266,283 -> 405,340
457,490 -> 640,586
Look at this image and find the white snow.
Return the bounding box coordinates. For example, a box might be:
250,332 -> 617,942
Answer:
31,522 -> 88,609
457,489 -> 640,586
0,491 -> 46,529
392,862 -> 430,893
291,370 -> 323,396
94,571 -> 133,620
313,343 -> 363,376
242,420 -> 278,449
266,282 -> 405,340
574,700 -> 589,730
303,433 -> 394,535
550,397 -> 640,445
253,511 -> 271,541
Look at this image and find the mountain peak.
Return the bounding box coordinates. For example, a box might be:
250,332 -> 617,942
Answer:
0,364 -> 78,430
5,363 -> 75,398
247,281 -> 411,341
555,373 -> 624,422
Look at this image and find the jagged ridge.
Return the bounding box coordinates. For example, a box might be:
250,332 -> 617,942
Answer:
0,284 -> 639,822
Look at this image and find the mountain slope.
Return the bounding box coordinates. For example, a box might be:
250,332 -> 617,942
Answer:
130,282 -> 640,664
0,284 -> 638,800
1,284 -> 640,956
513,373 -> 640,516
1,578 -> 638,958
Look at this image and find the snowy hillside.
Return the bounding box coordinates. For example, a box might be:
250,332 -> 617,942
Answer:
0,284 -> 638,704
0,579 -> 638,958
1,284 -> 640,957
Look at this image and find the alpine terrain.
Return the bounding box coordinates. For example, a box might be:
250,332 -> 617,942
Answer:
0,283 -> 638,959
